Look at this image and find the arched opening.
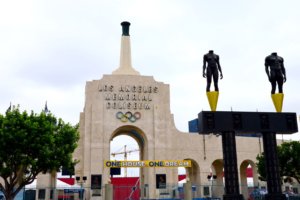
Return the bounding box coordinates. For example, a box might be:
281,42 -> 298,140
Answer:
110,135 -> 140,177
177,167 -> 187,199
109,125 -> 147,200
211,159 -> 224,198
184,159 -> 201,198
178,167 -> 186,184
240,160 -> 259,199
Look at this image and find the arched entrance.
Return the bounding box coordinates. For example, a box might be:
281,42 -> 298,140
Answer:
211,159 -> 224,198
110,136 -> 140,177
110,125 -> 148,200
185,159 -> 201,197
240,160 -> 259,199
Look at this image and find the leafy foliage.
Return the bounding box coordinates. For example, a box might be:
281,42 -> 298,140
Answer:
256,141 -> 300,184
0,106 -> 79,200
256,152 -> 267,182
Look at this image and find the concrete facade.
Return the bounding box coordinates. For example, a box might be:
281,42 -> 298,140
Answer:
71,22 -> 265,199
73,72 -> 265,199
33,22 -> 299,200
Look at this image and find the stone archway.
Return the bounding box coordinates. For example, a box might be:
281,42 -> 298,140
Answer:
110,135 -> 139,177
211,159 -> 224,198
110,125 -> 148,160
240,159 -> 258,199
185,159 -> 201,197
110,125 -> 148,199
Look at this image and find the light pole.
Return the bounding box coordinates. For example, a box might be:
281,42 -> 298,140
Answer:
76,176 -> 87,200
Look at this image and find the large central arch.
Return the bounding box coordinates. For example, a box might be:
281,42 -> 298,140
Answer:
110,125 -> 148,199
110,125 -> 148,157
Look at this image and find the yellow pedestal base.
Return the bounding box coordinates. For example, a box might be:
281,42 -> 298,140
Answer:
271,93 -> 284,112
206,91 -> 219,111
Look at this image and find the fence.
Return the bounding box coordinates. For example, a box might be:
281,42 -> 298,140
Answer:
4,183 -> 300,200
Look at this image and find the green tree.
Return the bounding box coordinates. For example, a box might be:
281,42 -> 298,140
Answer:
0,106 -> 79,200
256,152 -> 267,182
256,141 -> 300,184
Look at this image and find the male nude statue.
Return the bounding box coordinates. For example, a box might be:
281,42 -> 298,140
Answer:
203,50 -> 223,92
265,52 -> 286,94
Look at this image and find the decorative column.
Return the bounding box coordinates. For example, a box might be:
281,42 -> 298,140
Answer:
222,131 -> 244,200
112,21 -> 140,75
183,180 -> 192,200
105,183 -> 113,200
262,132 -> 286,200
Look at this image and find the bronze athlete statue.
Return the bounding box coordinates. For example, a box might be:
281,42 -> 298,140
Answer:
203,50 -> 223,92
265,52 -> 286,94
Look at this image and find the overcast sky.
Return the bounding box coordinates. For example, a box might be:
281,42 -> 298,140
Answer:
1,1 -> 300,141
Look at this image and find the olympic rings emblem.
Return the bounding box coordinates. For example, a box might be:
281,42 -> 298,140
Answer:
116,111 -> 141,123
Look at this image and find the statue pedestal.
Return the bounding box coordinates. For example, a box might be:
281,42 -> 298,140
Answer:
271,93 -> 284,112
206,91 -> 219,111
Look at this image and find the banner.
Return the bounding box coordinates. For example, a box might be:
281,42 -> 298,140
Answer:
104,160 -> 191,168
